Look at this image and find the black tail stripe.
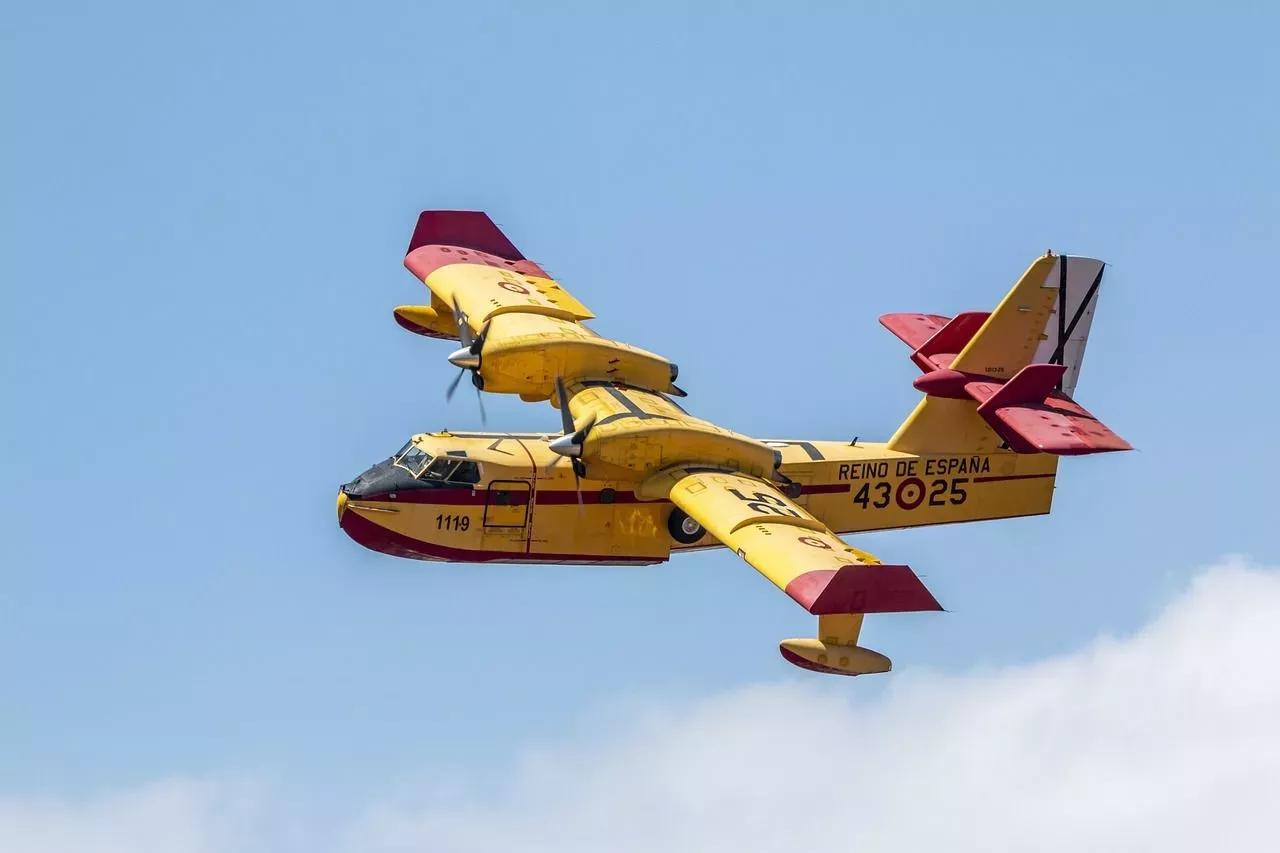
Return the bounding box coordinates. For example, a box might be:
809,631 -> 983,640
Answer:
1048,262 -> 1106,370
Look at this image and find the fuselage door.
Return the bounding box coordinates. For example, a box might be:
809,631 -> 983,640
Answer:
483,479 -> 532,529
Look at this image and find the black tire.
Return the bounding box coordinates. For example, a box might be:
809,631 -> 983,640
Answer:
668,508 -> 706,544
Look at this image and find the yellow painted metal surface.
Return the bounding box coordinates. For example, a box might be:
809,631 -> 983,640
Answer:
778,638 -> 892,676
566,382 -> 778,482
393,304 -> 457,338
411,259 -> 678,397
950,253 -> 1059,380
668,470 -> 881,598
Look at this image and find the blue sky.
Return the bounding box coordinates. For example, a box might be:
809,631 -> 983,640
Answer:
3,1 -> 1279,844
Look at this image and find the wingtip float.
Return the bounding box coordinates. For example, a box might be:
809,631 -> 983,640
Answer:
339,213 -> 1131,677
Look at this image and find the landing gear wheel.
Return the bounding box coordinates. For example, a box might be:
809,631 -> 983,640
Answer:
668,508 -> 705,545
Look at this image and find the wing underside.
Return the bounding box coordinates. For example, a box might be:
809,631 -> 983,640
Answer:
666,470 -> 942,676
399,210 -> 680,399
667,470 -> 941,615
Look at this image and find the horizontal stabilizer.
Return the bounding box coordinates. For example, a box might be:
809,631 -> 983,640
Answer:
881,312 -> 992,372
913,311 -> 991,372
969,363 -> 1067,409
880,313 -> 950,350
406,210 -> 526,261
979,395 -> 1133,455
963,365 -> 1131,454
907,358 -> 1132,456
784,563 -> 943,615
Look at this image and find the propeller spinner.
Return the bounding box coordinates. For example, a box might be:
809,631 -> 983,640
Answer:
546,376 -> 593,511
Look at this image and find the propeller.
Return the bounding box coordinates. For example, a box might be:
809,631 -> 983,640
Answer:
444,295 -> 490,424
546,376 -> 593,512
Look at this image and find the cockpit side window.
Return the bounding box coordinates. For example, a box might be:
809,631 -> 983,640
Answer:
420,456 -> 459,481
451,460 -> 481,484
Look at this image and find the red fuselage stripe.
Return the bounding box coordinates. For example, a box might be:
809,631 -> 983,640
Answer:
357,481 -> 849,508
339,507 -> 660,565
971,473 -> 1056,483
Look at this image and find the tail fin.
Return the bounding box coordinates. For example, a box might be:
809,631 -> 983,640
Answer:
883,253 -> 1127,455
950,253 -> 1105,396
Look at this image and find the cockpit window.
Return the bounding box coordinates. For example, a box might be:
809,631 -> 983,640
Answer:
420,456 -> 459,481
392,442 -> 483,485
394,445 -> 431,477
451,460 -> 481,484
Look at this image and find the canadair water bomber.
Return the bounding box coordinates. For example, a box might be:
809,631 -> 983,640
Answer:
337,211 -> 1130,677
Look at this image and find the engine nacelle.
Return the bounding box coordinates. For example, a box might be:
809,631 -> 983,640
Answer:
394,304 -> 458,340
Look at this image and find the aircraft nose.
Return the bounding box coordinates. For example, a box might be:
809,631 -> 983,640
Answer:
341,460 -> 403,501
339,459 -> 431,513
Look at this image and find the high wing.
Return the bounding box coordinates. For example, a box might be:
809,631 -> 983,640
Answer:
396,211 -> 785,485
398,211 -> 681,400
559,381 -> 780,484
664,469 -> 943,677
403,210 -> 597,329
666,470 -> 942,616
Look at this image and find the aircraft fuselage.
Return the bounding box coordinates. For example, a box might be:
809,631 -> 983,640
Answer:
337,431 -> 1058,564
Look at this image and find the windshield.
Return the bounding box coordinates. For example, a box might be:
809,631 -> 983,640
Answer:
394,445 -> 431,477
392,443 -> 481,485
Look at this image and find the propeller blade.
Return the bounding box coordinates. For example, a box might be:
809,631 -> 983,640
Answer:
475,384 -> 487,425
571,458 -> 586,517
452,296 -> 472,348
445,368 -> 465,401
472,318 -> 492,355
554,376 -> 574,435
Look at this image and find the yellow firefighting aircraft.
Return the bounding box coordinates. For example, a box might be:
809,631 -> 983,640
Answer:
338,211 -> 1130,677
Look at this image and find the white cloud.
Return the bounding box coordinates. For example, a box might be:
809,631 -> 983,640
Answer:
0,777 -> 273,853
7,560 -> 1280,853
354,558 -> 1280,853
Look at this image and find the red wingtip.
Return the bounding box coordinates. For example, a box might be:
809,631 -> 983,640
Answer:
406,210 -> 525,261
784,564 -> 943,615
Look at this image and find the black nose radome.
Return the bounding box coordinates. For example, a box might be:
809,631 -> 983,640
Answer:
341,460 -> 450,500
341,461 -> 413,499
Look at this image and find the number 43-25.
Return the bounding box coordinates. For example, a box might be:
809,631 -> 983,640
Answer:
853,478 -> 968,510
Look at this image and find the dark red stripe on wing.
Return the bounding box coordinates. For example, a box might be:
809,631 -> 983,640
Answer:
405,245 -> 550,282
